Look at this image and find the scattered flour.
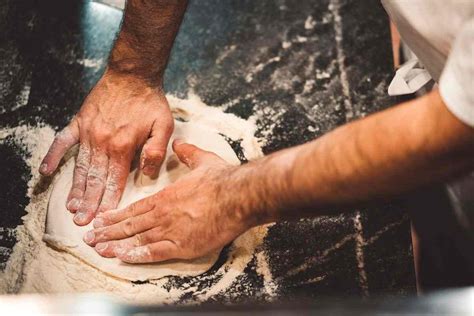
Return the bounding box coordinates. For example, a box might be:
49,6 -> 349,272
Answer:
76,58 -> 104,70
304,16 -> 316,30
0,94 -> 278,303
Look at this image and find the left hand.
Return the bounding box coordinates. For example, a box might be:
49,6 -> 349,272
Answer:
83,139 -> 252,263
39,70 -> 174,226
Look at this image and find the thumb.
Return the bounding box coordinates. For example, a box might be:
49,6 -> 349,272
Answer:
140,120 -> 173,178
172,139 -> 222,170
40,119 -> 80,176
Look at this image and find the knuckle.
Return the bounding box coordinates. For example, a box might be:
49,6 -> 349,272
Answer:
151,209 -> 161,222
97,214 -> 111,226
105,178 -> 120,193
98,229 -> 110,241
78,145 -> 91,158
93,127 -> 113,143
88,165 -> 107,180
144,198 -> 156,213
174,239 -> 183,250
52,134 -> 65,146
128,202 -> 137,216
145,149 -> 165,162
78,117 -> 92,134
121,218 -> 135,236
109,137 -> 134,152
76,112 -> 88,122
75,161 -> 89,175
69,187 -> 84,198
87,173 -> 105,187
135,233 -> 145,246
57,126 -> 75,142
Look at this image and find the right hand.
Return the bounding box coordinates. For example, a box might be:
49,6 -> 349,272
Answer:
40,70 -> 174,226
84,140 -> 253,263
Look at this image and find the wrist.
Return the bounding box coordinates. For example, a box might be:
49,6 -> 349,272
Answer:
238,147 -> 303,225
101,68 -> 164,93
216,165 -> 264,232
220,152 -> 296,230
107,38 -> 165,88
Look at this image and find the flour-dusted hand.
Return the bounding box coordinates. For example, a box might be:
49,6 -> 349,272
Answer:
83,140 -> 255,263
40,70 -> 174,226
39,0 -> 189,226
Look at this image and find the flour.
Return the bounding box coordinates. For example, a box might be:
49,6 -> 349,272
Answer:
0,95 -> 277,303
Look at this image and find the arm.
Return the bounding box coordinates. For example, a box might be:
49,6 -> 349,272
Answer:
84,90 -> 474,263
109,0 -> 188,85
239,89 -> 474,222
40,1 -> 188,226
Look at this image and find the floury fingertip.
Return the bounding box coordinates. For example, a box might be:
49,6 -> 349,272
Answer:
83,231 -> 95,244
39,163 -> 48,174
95,242 -> 108,252
67,198 -> 80,211
73,212 -> 88,225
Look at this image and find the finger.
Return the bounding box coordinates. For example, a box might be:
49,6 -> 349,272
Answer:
93,198 -> 154,228
40,120 -> 80,175
73,151 -> 108,226
140,119 -> 174,178
66,144 -> 91,212
115,240 -> 178,263
97,159 -> 131,214
84,206 -> 157,244
90,227 -> 164,258
172,139 -> 223,170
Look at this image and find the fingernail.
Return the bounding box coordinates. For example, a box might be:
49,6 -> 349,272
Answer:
74,212 -> 87,224
93,217 -> 104,228
95,242 -> 108,252
40,163 -> 48,173
83,231 -> 95,244
174,138 -> 184,146
67,199 -> 80,211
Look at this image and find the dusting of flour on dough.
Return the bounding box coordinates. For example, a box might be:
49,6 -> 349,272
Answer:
0,95 -> 277,303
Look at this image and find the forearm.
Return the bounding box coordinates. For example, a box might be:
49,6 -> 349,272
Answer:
108,0 -> 188,86
233,90 -> 474,226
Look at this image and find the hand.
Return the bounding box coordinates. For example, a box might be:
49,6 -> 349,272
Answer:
82,140 -> 253,263
40,70 -> 174,226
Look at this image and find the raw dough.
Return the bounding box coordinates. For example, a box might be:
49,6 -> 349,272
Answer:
44,121 -> 241,281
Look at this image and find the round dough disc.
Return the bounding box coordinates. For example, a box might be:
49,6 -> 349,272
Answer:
44,121 -> 241,281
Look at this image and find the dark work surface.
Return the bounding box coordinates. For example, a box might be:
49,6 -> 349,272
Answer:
0,0 -> 416,301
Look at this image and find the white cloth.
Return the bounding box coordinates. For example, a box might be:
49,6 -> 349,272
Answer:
382,0 -> 474,127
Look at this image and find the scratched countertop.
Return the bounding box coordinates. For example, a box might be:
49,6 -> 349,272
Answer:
0,0 -> 415,301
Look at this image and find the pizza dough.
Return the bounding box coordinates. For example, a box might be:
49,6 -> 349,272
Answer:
44,121 -> 241,281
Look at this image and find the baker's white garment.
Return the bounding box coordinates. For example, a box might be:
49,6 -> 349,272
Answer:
44,121 -> 241,281
388,59 -> 432,96
382,0 -> 474,127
